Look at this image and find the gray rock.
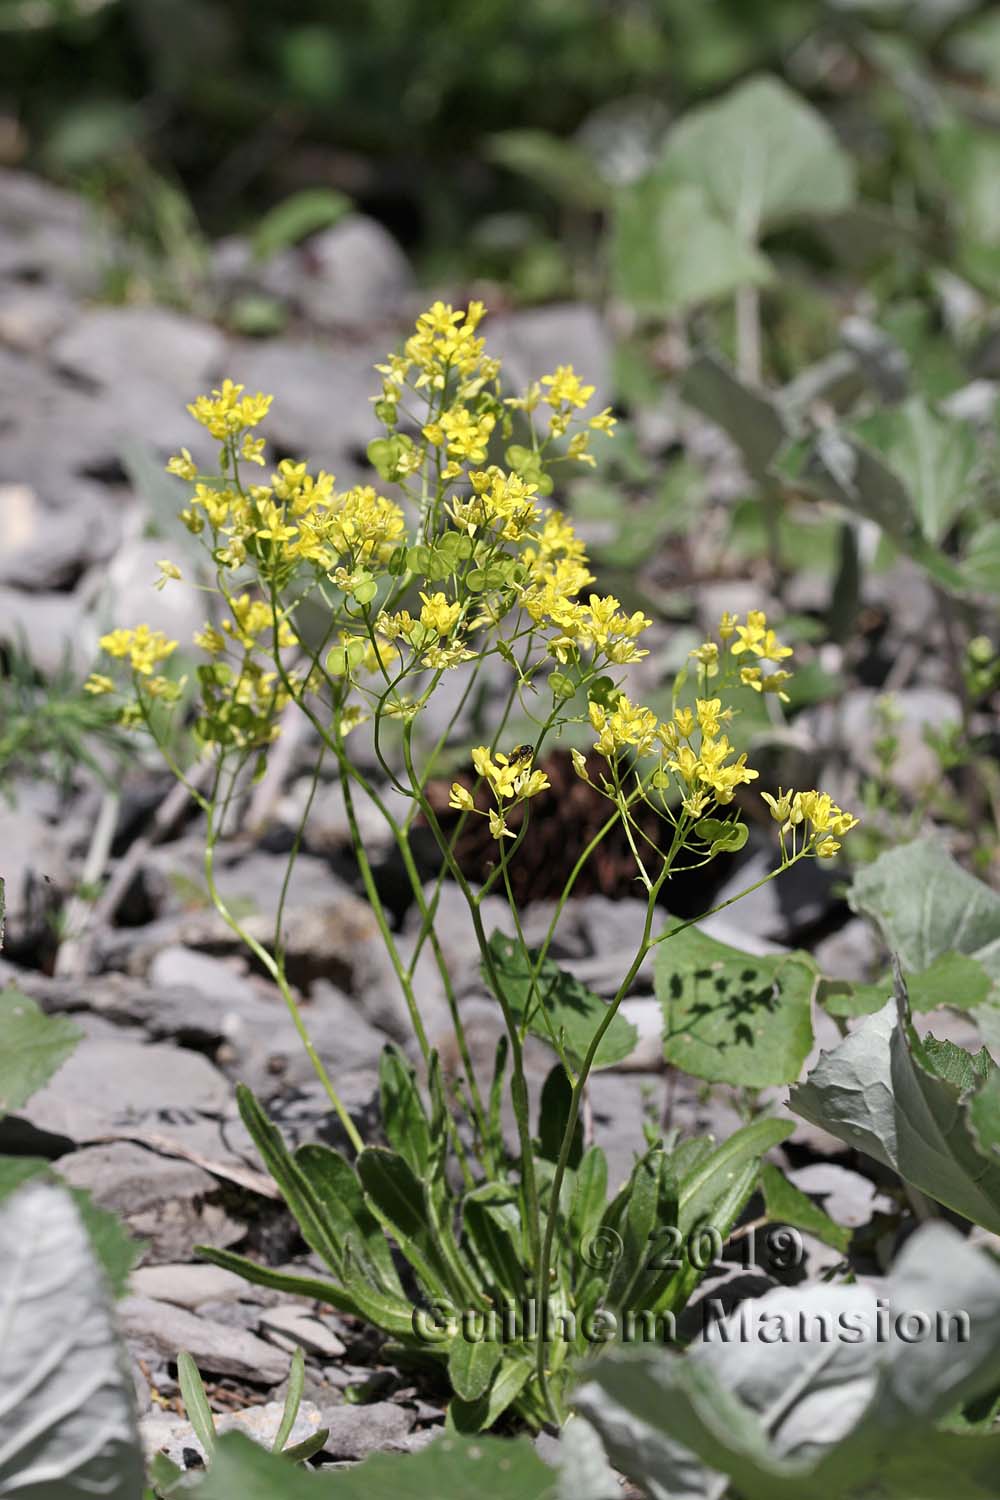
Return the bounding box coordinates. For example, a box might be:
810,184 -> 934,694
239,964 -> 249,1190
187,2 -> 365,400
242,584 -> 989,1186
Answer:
0,583 -> 93,676
148,946 -> 257,1009
58,1141 -> 245,1263
141,1397 -> 327,1468
120,1295 -> 290,1383
298,216 -> 412,330
0,168 -> 107,291
53,306 -> 224,399
615,997 -> 665,1071
588,1072 -> 666,1191
318,1399 -> 415,1460
812,918 -> 881,984
100,538 -> 204,658
225,340 -> 386,482
259,1305 -> 347,1359
0,480 -> 119,589
129,1262 -> 248,1308
4,1036 -> 230,1148
0,804 -> 71,954
0,282 -> 77,352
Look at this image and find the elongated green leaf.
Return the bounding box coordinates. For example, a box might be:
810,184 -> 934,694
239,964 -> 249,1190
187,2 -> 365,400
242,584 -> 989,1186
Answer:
199,1428 -> 555,1499
236,1085 -> 343,1275
356,1147 -> 457,1298
538,1064 -> 582,1169
379,1045 -> 431,1179
251,188 -> 351,260
0,987 -> 82,1116
177,1352 -> 216,1456
790,993 -> 1000,1233
196,1245 -> 416,1338
462,1183 -> 527,1301
487,129 -> 609,211
483,932 -> 637,1070
681,352 -> 788,482
760,1162 -> 851,1255
448,1335 -> 502,1404
448,1357 -> 534,1434
656,926 -> 816,1088
295,1142 -> 403,1297
606,1149 -> 663,1313
679,1116 -> 793,1233
569,1146 -> 608,1251
273,1346 -> 305,1455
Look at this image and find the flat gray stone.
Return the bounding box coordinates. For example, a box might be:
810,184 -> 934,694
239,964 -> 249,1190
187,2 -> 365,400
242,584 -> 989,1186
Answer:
298,215 -> 412,329
130,1262 -> 248,1308
58,1141 -> 245,1263
140,1399 -> 326,1468
259,1305 -> 346,1359
318,1400 -> 415,1460
121,1295 -> 289,1383
52,306 -> 224,398
148,946 -> 257,1009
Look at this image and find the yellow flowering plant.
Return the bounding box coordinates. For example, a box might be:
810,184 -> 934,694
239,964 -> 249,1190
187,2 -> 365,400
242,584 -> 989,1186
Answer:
91,302 -> 857,1430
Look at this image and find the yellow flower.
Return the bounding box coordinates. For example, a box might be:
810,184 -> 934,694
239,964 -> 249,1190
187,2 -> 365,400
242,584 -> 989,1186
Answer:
489,808 -> 514,840
448,783 -> 475,812
419,591 -> 462,636
99,625 -> 178,676
154,559 -> 182,591
84,673 -> 114,695
589,407 -> 617,433
166,448 -> 197,481
541,365 -> 595,411
187,380 -> 273,441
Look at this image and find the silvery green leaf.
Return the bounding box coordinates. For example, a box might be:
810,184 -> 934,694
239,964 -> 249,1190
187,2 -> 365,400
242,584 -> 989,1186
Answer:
0,1181 -> 144,1498
789,994 -> 1000,1232
659,74 -> 855,239
681,353 -> 788,483
612,173 -> 771,316
574,1222 -> 1000,1500
850,838 -> 1000,998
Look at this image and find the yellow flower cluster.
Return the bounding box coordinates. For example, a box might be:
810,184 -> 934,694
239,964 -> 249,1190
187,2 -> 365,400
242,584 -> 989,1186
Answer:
691,609 -> 794,700
187,379 -> 272,441
99,625 -> 178,676
450,746 -> 550,840
761,788 -> 860,858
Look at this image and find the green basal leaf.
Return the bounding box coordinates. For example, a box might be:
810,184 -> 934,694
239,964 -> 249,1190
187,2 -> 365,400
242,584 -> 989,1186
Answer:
177,1351 -> 216,1456
483,932 -> 638,1070
378,1045 -> 432,1179
251,187 -> 351,261
293,1142 -> 404,1297
855,396 -> 978,545
538,1064 -> 582,1170
448,1357 -> 534,1435
760,1162 -> 851,1256
356,1147 -> 464,1301
448,1335 -> 502,1404
655,925 -> 816,1088
197,1428 -> 555,1498
0,987 -> 82,1117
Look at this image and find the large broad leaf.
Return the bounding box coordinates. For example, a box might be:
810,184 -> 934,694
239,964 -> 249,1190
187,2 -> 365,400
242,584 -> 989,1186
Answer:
850,839 -> 1000,991
0,1182 -> 144,1497
482,932 -> 637,1070
612,173 -> 771,316
846,838 -> 1000,1036
0,1160 -> 139,1298
574,1221 -> 1000,1500
656,926 -> 816,1088
789,992 -> 1000,1233
961,519 -> 1000,595
822,950 -> 992,1020
0,988 -> 82,1117
855,397 -> 978,544
660,74 -> 855,239
196,1428 -> 555,1499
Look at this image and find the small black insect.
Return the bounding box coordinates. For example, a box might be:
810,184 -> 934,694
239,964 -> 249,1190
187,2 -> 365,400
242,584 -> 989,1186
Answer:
508,744 -> 534,765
